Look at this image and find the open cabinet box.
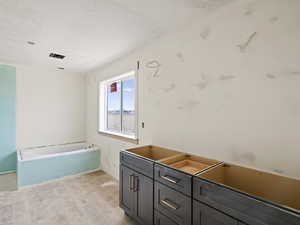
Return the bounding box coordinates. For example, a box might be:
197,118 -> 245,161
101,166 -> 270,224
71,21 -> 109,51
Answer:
126,145 -> 182,161
197,163 -> 300,211
159,153 -> 222,175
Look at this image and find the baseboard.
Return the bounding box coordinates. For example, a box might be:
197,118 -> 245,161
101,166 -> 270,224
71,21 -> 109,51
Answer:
0,170 -> 16,175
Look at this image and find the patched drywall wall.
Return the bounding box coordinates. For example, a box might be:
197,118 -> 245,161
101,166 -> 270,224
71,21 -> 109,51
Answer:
86,0 -> 300,179
14,64 -> 86,149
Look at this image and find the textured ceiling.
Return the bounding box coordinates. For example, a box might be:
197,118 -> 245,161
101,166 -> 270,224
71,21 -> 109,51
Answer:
0,0 -> 234,72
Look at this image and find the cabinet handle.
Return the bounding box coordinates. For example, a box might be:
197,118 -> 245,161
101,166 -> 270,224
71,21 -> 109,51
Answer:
160,199 -> 179,210
160,175 -> 179,184
129,175 -> 134,191
133,176 -> 139,192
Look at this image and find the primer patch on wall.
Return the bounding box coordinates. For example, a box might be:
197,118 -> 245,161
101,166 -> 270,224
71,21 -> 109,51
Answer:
162,83 -> 176,93
289,71 -> 300,76
200,27 -> 211,40
195,82 -> 208,90
231,151 -> 256,164
195,74 -> 209,91
186,100 -> 201,109
244,9 -> 254,16
269,16 -> 279,24
192,0 -> 235,11
266,74 -> 276,79
176,52 -> 185,62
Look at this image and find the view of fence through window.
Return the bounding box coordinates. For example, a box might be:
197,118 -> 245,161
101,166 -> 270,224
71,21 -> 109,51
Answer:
107,77 -> 135,136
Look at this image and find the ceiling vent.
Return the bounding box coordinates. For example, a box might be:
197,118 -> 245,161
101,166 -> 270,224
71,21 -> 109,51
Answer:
49,53 -> 65,59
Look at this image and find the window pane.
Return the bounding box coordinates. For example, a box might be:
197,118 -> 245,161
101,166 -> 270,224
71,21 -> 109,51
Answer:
122,78 -> 135,135
107,81 -> 121,132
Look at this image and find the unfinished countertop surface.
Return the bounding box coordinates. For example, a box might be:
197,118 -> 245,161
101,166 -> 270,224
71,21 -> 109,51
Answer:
125,145 -> 222,175
197,163 -> 300,212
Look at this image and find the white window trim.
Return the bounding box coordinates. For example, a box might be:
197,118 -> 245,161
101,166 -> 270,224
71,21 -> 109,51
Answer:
98,70 -> 138,143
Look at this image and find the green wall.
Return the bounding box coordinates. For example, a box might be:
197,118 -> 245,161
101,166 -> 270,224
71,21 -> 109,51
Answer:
0,65 -> 16,173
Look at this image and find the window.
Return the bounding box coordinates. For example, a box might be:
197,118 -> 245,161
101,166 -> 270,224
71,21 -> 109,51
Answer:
99,71 -> 137,142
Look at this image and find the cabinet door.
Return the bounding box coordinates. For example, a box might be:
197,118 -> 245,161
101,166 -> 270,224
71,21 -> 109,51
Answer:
119,165 -> 135,216
193,201 -> 238,225
134,172 -> 154,225
155,211 -> 180,225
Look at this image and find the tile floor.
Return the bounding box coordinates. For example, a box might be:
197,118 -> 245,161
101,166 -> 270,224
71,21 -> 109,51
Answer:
0,171 -> 138,225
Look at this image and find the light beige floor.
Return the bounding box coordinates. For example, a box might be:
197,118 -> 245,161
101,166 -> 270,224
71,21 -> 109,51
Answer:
0,172 -> 17,192
0,171 -> 138,225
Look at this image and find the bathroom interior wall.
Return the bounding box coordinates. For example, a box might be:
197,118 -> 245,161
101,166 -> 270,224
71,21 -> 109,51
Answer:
0,65 -> 16,173
15,64 -> 86,149
86,0 -> 300,180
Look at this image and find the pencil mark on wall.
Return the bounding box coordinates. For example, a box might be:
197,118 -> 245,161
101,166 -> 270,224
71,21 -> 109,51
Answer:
237,32 -> 257,53
269,16 -> 279,24
176,52 -> 185,62
162,83 -> 176,93
200,27 -> 211,40
219,75 -> 236,81
177,106 -> 184,110
146,60 -> 161,78
266,74 -> 276,79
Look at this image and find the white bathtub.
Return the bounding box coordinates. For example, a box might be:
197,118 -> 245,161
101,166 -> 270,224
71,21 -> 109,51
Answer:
17,142 -> 100,186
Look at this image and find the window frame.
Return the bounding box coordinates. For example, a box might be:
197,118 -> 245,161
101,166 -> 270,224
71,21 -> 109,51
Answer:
98,70 -> 138,143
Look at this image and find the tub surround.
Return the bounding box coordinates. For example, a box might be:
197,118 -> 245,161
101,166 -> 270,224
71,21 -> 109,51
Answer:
120,145 -> 300,225
17,143 -> 100,187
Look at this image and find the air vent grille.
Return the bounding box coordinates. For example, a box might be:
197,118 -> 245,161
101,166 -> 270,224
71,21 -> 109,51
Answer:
49,53 -> 65,59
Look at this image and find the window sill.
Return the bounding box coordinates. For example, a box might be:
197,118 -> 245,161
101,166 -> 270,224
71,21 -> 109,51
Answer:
98,130 -> 139,144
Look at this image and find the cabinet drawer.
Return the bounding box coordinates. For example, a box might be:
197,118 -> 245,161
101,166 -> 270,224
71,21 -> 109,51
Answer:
155,182 -> 191,225
193,177 -> 300,225
155,163 -> 192,196
155,210 -> 180,225
193,200 -> 238,225
120,152 -> 154,178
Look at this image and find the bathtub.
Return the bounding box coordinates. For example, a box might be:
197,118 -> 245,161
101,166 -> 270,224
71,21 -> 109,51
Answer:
17,142 -> 100,187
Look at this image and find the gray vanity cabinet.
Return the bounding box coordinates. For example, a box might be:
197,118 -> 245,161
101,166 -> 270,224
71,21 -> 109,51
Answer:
193,201 -> 238,225
120,146 -> 300,225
